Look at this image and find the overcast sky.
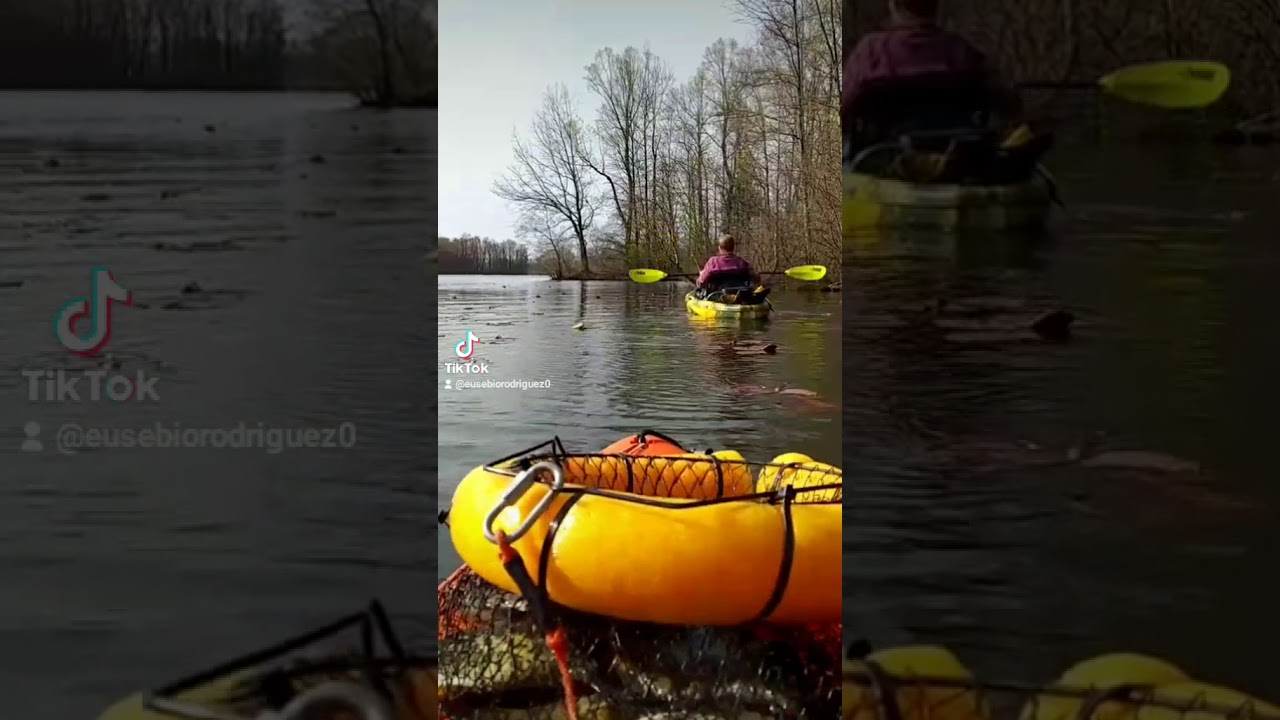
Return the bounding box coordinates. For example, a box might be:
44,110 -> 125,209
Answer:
437,0 -> 754,241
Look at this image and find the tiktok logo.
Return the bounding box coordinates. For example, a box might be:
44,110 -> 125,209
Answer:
53,267 -> 133,356
454,330 -> 479,360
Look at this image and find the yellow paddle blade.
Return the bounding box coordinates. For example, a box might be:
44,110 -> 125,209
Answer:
783,265 -> 827,281
1099,61 -> 1230,109
628,269 -> 669,284
1000,124 -> 1035,149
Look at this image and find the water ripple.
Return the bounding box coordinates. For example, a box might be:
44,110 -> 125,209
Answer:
0,91 -> 434,718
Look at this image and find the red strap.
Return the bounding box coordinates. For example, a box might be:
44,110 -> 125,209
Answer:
495,530 -> 578,719
495,530 -> 517,562
546,627 -> 580,720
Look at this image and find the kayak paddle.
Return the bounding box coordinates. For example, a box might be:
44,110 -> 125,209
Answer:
628,264 -> 828,284
1100,61 -> 1230,109
778,265 -> 828,281
1020,61 -> 1230,110
628,268 -> 673,284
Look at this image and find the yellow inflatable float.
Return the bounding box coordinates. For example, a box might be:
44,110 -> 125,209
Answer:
1137,683 -> 1280,720
1024,653 -> 1190,720
844,645 -> 988,720
448,434 -> 842,626
841,643 -> 1280,720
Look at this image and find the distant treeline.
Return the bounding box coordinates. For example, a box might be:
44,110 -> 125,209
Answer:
844,0 -> 1280,124
439,236 -> 531,275
0,0 -> 436,106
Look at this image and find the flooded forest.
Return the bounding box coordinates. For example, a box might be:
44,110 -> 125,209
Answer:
499,0 -> 842,281
0,0 -> 437,107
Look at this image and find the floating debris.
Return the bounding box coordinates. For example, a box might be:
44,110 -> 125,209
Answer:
160,187 -> 202,200
151,239 -> 246,253
1080,450 -> 1200,474
148,283 -> 251,311
729,340 -> 778,355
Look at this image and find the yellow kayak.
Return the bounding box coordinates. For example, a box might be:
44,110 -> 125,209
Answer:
843,171 -> 1053,233
96,603 -> 435,720
98,673 -> 248,720
99,671 -> 434,720
685,291 -> 772,320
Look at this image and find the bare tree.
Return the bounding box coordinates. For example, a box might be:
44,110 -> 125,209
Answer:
583,47 -> 673,265
307,0 -> 436,106
517,208 -> 573,279
494,85 -> 599,275
702,39 -> 750,240
669,71 -> 714,255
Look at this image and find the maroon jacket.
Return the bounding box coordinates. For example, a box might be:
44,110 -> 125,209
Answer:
697,252 -> 753,288
842,20 -> 987,119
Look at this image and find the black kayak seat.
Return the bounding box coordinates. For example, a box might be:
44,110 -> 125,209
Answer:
844,71 -> 995,168
698,271 -> 765,304
848,128 -> 995,177
700,289 -> 768,305
700,270 -> 755,292
845,72 -> 1054,184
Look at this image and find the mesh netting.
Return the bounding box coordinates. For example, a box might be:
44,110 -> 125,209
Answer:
842,659 -> 1280,720
439,568 -> 841,718
480,437 -> 842,504
438,437 -> 843,718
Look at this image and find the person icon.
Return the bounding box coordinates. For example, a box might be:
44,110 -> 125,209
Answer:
21,421 -> 42,452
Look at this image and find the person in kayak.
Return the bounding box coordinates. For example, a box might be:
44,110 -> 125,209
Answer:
695,235 -> 766,302
842,0 -> 1048,180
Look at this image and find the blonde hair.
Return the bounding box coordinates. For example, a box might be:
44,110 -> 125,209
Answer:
718,234 -> 736,252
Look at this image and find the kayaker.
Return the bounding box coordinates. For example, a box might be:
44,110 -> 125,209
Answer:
695,235 -> 764,300
842,0 -> 1027,164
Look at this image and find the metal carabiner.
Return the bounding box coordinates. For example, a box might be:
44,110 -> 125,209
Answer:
482,461 -> 566,544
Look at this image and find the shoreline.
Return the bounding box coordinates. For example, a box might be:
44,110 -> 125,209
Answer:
437,272 -> 635,281
549,273 -> 635,282
0,87 -> 438,109
438,272 -> 842,289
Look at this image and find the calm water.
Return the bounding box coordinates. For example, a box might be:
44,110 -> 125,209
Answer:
436,275 -> 842,580
0,92 -> 435,717
844,145 -> 1280,695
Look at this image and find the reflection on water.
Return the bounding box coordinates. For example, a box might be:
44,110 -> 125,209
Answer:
843,146 -> 1280,692
0,92 -> 434,718
437,275 -> 841,580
